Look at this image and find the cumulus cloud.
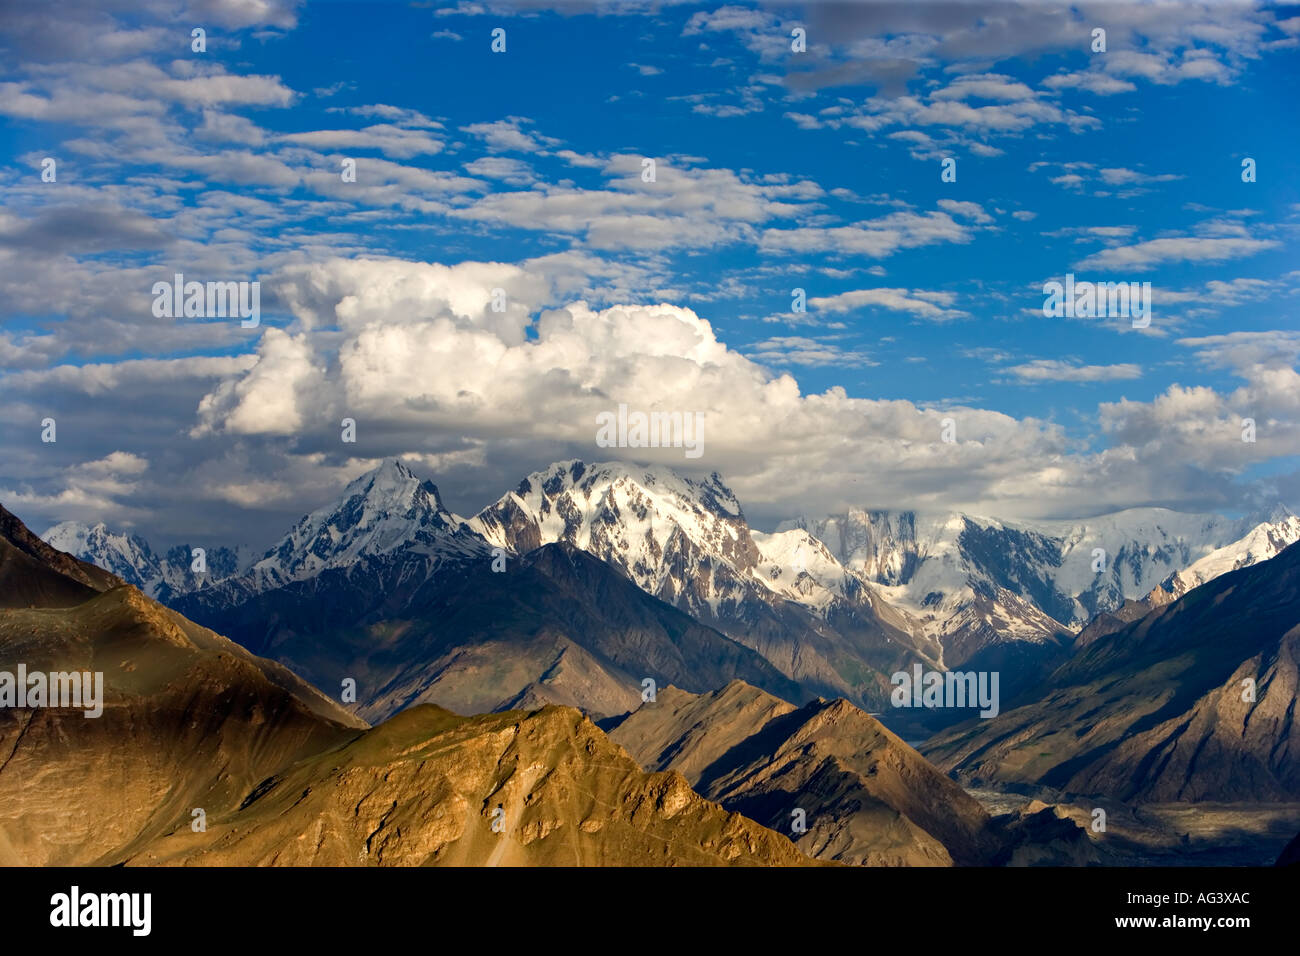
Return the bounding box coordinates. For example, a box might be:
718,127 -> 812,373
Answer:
0,452 -> 151,523
1096,334 -> 1300,479
177,256 -> 1297,526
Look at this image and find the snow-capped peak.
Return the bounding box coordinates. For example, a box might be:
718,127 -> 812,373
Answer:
341,457 -> 426,506
44,520 -> 161,587
247,457 -> 467,587
1145,512 -> 1300,605
783,505 -> 1276,645
468,459 -> 762,616
41,520 -> 247,599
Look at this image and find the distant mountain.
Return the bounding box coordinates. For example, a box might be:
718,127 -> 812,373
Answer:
42,520 -> 246,601
38,459 -> 1295,725
161,458 -> 947,717
923,539 -> 1300,802
608,680 -> 1000,866
469,460 -> 940,710
1078,512 -> 1300,647
44,458 -> 476,604
243,458 -> 484,591
780,507 -> 1293,703
1147,511 -> 1300,603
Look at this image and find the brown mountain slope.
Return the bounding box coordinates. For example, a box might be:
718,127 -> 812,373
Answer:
924,540 -> 1300,802
0,584 -> 369,865
129,703 -> 817,867
0,534 -> 98,609
0,503 -> 119,601
609,681 -> 998,866
0,505 -> 368,865
0,501 -> 122,610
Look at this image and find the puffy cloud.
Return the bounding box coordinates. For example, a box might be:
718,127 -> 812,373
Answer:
0,452 -> 151,523
193,330 -> 320,436
1097,334 -> 1300,476
178,255 -> 1292,525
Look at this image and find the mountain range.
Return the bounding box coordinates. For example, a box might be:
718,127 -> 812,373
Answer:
5,499 -> 1094,867
42,458 -> 1298,730
0,502 -> 814,867
7,479 -> 1299,866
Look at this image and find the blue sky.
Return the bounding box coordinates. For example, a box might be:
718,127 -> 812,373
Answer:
1,0 -> 1298,546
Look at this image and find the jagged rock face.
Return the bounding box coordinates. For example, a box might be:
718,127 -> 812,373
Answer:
247,458 -> 479,590
924,540 -> 1300,803
128,705 -> 816,868
610,681 -> 997,866
990,803 -> 1100,867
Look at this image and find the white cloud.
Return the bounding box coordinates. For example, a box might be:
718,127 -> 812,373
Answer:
279,124 -> 445,158
1041,71 -> 1137,95
1077,236 -> 1282,271
461,117 -> 559,152
1007,360 -> 1142,383
760,207 -> 976,258
176,255 -> 1297,523
745,336 -> 876,368
808,287 -> 967,321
